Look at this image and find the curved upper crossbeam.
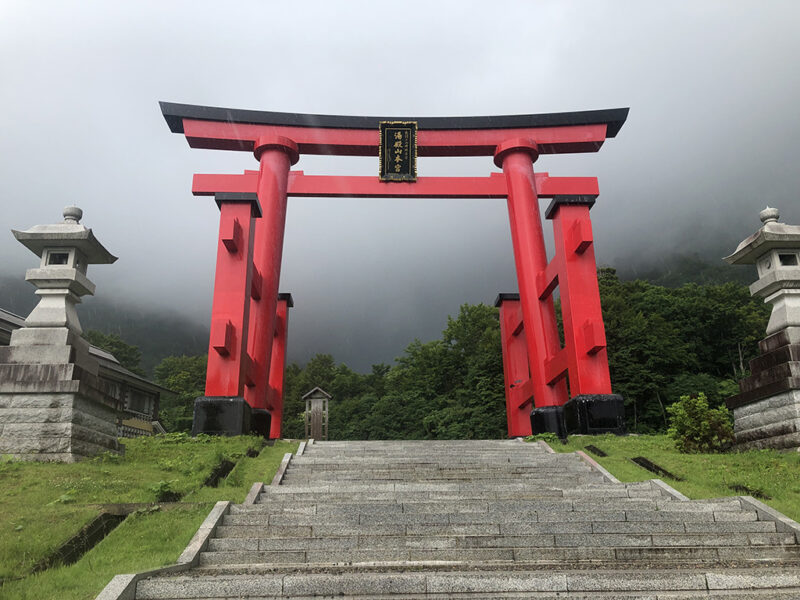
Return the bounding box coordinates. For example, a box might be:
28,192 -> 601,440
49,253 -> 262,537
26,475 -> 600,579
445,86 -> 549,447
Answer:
160,102 -> 629,157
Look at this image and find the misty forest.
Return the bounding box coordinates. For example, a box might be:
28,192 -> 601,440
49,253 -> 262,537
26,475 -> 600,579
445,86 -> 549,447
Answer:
70,262 -> 769,439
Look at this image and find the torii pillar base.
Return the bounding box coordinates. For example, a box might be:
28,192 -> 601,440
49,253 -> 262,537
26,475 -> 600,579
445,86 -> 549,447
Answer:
530,395 -> 625,438
191,396 -> 252,437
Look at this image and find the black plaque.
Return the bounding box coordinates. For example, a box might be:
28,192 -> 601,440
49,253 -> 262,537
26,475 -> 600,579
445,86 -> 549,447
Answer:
379,121 -> 417,182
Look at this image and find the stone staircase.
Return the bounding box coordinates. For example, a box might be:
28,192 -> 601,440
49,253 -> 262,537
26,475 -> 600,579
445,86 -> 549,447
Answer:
134,440 -> 800,598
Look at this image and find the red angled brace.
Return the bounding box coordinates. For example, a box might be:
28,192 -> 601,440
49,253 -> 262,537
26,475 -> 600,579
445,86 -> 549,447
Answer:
266,295 -> 292,439
497,296 -> 534,437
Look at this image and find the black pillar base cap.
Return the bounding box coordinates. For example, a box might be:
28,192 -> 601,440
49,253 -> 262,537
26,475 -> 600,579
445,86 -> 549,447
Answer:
531,406 -> 568,439
191,396 -> 252,436
531,394 -> 626,440
251,408 -> 273,439
569,394 -> 626,435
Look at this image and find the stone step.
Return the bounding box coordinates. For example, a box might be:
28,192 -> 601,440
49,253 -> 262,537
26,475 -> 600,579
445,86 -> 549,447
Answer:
209,521 -> 780,551
205,536 -> 800,564
284,468 -> 593,481
294,460 -> 564,464
199,536 -> 798,566
251,492 -> 664,506
225,510 -> 761,531
200,536 -> 799,566
242,497 -> 736,515
278,476 -> 604,485
290,462 -> 577,467
215,520 -> 783,542
254,491 -> 577,502
252,487 -> 666,503
282,471 -> 604,480
293,453 -> 557,458
207,531 -> 793,554
135,568 -> 800,598
236,500 -> 616,515
205,531 -> 794,558
259,479 -> 614,494
234,500 -> 750,518
263,481 -> 656,492
292,454 -> 588,470
223,509 -> 757,526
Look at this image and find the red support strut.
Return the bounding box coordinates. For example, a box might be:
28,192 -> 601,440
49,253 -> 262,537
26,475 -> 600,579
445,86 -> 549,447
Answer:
496,294 -> 534,437
266,294 -> 293,438
544,199 -> 612,395
205,199 -> 259,397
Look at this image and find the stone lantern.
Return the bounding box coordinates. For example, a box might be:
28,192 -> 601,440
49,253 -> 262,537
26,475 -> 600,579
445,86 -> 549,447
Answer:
10,206 -> 117,359
724,207 -> 800,450
0,207 -> 122,461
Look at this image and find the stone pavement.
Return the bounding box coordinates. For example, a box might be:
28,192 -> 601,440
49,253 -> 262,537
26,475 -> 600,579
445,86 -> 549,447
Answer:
130,440 -> 800,598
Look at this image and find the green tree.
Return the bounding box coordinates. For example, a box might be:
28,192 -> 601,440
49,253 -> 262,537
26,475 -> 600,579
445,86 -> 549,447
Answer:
153,355 -> 207,432
84,329 -> 145,376
597,268 -> 768,432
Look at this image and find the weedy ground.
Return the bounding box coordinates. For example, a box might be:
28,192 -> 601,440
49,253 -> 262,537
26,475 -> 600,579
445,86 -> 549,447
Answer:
0,434 -> 297,600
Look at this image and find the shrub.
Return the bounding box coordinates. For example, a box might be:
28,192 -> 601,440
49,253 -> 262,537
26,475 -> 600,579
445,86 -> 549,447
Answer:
666,392 -> 734,453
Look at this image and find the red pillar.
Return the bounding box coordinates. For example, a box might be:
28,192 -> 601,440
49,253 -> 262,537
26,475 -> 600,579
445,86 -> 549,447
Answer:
496,294 -> 534,437
548,200 -> 612,395
204,197 -> 260,397
243,136 -> 298,412
496,139 -> 568,408
266,293 -> 292,438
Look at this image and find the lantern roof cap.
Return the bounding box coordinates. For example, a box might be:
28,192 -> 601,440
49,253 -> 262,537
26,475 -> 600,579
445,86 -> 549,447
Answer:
11,206 -> 117,264
724,207 -> 800,265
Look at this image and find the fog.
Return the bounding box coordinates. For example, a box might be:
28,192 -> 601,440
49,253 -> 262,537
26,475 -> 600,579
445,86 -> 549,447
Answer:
1,1 -> 799,371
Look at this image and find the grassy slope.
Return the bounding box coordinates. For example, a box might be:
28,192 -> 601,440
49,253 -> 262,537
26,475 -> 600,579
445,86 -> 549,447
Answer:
0,435 -> 298,600
1,506 -> 210,600
539,434 -> 800,522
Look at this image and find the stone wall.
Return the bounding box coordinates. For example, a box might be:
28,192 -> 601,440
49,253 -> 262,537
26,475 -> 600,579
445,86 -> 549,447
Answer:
732,390 -> 800,451
0,393 -> 120,461
0,360 -> 121,462
727,328 -> 800,450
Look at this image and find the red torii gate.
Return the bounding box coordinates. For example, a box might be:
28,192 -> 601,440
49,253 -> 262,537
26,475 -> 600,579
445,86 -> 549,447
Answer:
160,102 -> 628,438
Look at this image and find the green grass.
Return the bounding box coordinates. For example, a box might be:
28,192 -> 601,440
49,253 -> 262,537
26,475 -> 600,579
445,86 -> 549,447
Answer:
532,433 -> 800,521
0,505 -> 210,600
184,440 -> 296,503
0,434 -> 298,600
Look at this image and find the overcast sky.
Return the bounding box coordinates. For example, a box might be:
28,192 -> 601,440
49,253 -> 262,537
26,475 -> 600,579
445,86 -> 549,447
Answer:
2,1 -> 799,371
